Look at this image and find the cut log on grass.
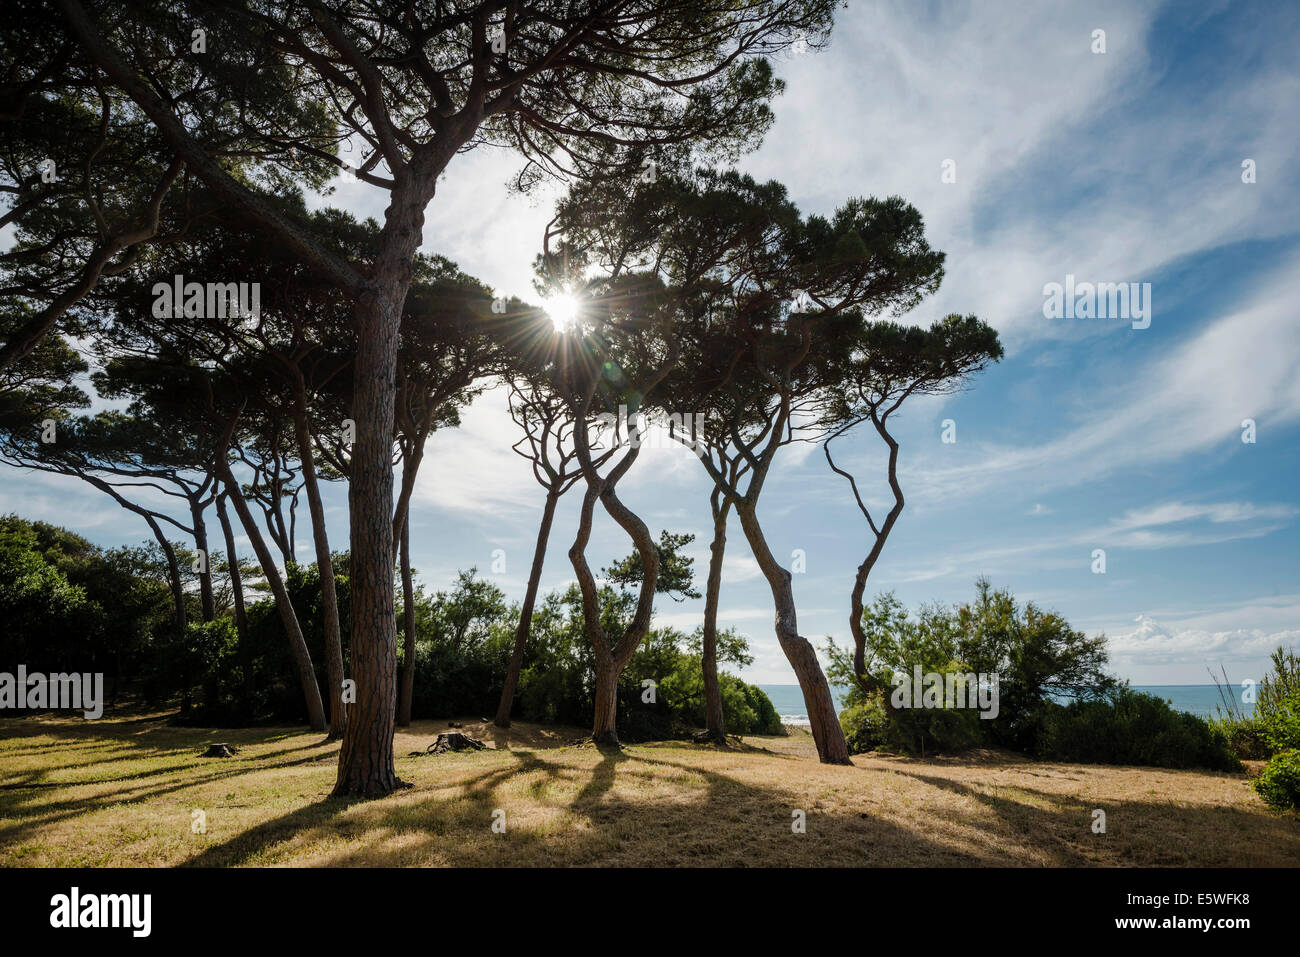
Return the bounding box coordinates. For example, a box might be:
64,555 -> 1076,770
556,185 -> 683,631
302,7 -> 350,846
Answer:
692,730 -> 730,745
413,732 -> 487,755
200,743 -> 240,758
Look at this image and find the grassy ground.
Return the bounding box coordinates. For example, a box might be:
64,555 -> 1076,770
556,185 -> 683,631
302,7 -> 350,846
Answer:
2,710 -> 1297,867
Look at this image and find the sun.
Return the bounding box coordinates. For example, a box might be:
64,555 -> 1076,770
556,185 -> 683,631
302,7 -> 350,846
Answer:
543,290 -> 580,332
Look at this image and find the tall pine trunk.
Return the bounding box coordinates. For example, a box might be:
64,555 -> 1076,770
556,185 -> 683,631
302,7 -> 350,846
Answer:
218,461 -> 327,732
190,497 -> 215,622
495,490 -> 558,728
331,168 -> 445,797
333,288 -> 404,796
700,501 -> 730,741
736,503 -> 850,765
397,516 -> 416,726
293,401 -> 347,740
215,493 -> 253,705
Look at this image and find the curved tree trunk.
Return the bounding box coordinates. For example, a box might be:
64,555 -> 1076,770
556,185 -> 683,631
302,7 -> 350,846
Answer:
148,515 -> 186,634
495,489 -> 558,728
215,492 -> 253,705
269,474 -> 294,567
190,496 -> 215,622
843,416 -> 906,696
568,452 -> 660,748
293,402 -> 347,740
700,501 -> 731,742
218,461 -> 327,732
736,502 -> 851,765
82,473 -> 186,632
140,512 -> 189,715
397,516 -> 416,726
0,155 -> 181,372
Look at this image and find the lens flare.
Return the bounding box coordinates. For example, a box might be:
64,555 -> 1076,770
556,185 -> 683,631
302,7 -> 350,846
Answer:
544,291 -> 580,332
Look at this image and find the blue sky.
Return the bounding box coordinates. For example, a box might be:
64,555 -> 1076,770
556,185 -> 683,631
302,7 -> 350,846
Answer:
3,0 -> 1297,685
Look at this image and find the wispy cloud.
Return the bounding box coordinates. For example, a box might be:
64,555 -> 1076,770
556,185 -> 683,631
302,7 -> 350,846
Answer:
876,498 -> 1297,584
904,255 -> 1300,504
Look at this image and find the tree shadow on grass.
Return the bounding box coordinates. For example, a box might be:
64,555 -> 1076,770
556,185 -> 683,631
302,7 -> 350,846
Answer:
12,720 -> 1297,867
0,741 -> 338,849
177,745 -> 995,868
882,764 -> 1300,867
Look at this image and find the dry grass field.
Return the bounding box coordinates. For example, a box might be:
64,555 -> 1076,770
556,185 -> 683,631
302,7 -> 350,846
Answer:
2,710 -> 1297,867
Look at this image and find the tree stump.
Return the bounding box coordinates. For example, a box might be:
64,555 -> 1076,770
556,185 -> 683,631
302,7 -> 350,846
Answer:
423,732 -> 486,755
200,743 -> 240,758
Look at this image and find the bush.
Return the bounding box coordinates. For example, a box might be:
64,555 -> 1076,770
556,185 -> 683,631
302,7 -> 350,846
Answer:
737,681 -> 784,735
884,696 -> 982,756
838,686 -> 982,757
1211,715 -> 1273,761
1255,670 -> 1300,755
825,582 -> 1115,755
1211,646 -> 1300,759
405,568 -> 512,720
655,659 -> 785,736
1253,749 -> 1300,811
410,640 -> 506,720
1037,689 -> 1241,772
1263,698 -> 1300,754
840,699 -> 890,753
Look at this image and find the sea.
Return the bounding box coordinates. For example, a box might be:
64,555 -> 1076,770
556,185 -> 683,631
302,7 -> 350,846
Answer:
757,683 -> 1253,726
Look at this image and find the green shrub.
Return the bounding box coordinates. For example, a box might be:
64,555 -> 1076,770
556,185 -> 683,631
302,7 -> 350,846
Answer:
737,681 -> 784,735
652,650 -> 784,736
885,695 -> 983,755
840,699 -> 890,753
1037,689 -> 1241,771
825,582 -> 1115,755
1211,715 -> 1273,761
1262,695 -> 1300,754
1212,646 -> 1300,759
1253,749 -> 1300,811
838,684 -> 982,757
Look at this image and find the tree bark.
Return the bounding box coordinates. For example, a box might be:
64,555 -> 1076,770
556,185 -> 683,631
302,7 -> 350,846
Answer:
824,415 -> 907,696
495,489 -> 558,728
215,493 -> 247,635
591,654 -> 620,746
190,496 -> 215,622
700,500 -> 731,741
215,492 -> 253,704
328,171 -> 455,796
332,286 -> 407,797
148,513 -> 186,634
391,429 -> 428,545
397,515 -> 416,727
217,460 -> 327,732
568,456 -> 660,748
293,401 -> 347,740
735,503 -> 851,765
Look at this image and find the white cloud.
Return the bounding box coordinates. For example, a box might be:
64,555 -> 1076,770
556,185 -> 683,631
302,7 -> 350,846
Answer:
653,605 -> 772,632
874,498 -> 1297,584
905,254 -> 1300,503
410,388 -> 541,517
1107,613 -> 1299,671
